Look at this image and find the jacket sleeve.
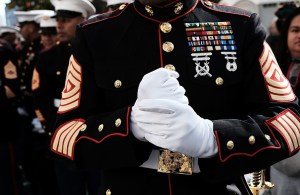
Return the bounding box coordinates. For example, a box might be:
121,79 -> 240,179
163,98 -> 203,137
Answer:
200,12 -> 300,182
50,25 -> 153,169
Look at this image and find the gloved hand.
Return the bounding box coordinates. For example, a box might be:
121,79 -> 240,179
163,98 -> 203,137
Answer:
130,68 -> 188,141
137,67 -> 188,104
134,99 -> 217,158
31,117 -> 45,134
130,101 -> 147,141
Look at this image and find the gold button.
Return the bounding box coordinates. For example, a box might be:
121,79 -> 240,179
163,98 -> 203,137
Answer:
160,22 -> 172,33
98,124 -> 104,132
215,77 -> 224,85
114,80 -> 122,88
106,189 -> 111,195
80,124 -> 87,131
119,4 -> 126,10
248,135 -> 255,145
227,140 -> 234,150
56,71 -> 61,75
162,42 -> 174,53
205,1 -> 213,6
115,118 -> 121,127
164,64 -> 176,71
265,134 -> 271,141
48,132 -> 52,136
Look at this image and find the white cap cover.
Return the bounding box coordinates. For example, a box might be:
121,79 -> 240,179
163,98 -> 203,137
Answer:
0,26 -> 20,36
34,11 -> 57,28
14,10 -> 55,23
51,0 -> 96,18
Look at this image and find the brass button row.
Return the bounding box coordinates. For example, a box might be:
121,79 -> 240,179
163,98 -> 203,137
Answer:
160,22 -> 176,71
226,135 -> 263,150
80,119 -> 122,133
160,22 -> 175,53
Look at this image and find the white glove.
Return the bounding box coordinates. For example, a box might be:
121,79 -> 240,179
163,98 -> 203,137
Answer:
130,101 -> 147,141
137,67 -> 188,104
134,99 -> 218,158
31,117 -> 45,134
130,68 -> 189,141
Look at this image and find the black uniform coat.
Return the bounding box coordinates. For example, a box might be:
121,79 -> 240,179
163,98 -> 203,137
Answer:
0,39 -> 20,141
32,42 -> 71,136
18,37 -> 43,119
51,0 -> 300,194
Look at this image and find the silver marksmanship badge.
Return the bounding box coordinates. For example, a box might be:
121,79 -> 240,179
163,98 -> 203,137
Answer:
158,150 -> 193,175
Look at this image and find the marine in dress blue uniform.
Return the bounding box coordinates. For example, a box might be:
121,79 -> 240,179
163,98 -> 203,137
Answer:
33,1 -> 103,195
51,0 -> 300,194
0,26 -> 22,195
14,10 -> 52,195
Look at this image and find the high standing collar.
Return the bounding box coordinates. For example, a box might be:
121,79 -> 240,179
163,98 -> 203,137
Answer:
133,0 -> 198,22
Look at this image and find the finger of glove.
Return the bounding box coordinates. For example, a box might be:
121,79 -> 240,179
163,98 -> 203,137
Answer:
161,77 -> 189,104
134,107 -> 171,125
141,68 -> 178,87
137,122 -> 167,136
138,69 -> 179,99
138,99 -> 188,114
130,120 -> 147,141
145,132 -> 168,148
173,86 -> 189,104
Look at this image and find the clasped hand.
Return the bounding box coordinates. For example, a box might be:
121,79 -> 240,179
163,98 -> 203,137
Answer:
131,68 -> 216,158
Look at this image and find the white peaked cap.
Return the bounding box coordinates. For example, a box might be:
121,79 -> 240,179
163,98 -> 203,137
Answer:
51,0 -> 96,18
14,10 -> 55,23
0,26 -> 20,36
105,0 -> 133,6
34,11 -> 57,28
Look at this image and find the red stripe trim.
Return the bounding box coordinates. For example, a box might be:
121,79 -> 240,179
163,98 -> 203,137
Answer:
81,4 -> 129,28
76,106 -> 131,144
215,129 -> 281,162
168,174 -> 172,195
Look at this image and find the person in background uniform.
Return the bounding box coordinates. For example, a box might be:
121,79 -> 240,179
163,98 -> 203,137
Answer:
13,9 -> 53,195
20,11 -> 62,195
0,26 -> 22,195
263,7 -> 300,195
32,1 -> 102,195
49,0 -> 300,194
35,12 -> 59,51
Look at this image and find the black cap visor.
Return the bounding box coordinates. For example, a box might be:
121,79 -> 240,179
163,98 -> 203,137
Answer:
40,27 -> 57,35
51,10 -> 82,18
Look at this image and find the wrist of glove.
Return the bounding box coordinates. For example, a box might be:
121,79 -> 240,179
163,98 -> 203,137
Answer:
133,99 -> 217,158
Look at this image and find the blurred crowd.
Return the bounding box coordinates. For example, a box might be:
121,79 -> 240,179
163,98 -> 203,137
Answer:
1,1 -> 132,195
1,0 -> 300,195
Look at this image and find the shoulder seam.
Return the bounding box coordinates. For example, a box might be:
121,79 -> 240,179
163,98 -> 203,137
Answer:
80,3 -> 131,28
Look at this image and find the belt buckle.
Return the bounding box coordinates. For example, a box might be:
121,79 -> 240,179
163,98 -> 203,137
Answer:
157,149 -> 193,175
